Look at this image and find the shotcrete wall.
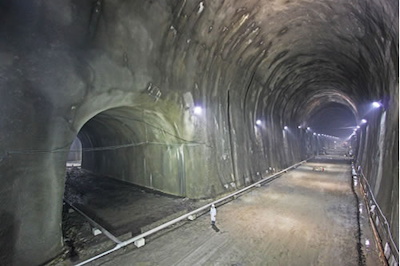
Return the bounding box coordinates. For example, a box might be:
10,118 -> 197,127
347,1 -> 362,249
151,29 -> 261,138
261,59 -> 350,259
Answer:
356,90 -> 399,247
0,0 -> 397,265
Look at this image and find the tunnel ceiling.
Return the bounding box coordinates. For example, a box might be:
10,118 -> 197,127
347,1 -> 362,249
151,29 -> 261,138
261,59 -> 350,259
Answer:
197,0 -> 399,127
0,0 -> 396,132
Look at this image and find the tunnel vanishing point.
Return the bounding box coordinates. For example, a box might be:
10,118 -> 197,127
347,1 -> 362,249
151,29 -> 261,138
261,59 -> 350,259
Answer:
0,0 -> 398,265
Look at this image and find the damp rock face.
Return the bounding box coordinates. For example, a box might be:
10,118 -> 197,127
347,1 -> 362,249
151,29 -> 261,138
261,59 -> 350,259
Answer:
0,0 -> 397,265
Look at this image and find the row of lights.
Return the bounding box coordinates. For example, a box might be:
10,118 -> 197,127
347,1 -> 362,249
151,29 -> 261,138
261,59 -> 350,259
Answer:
256,122 -> 338,139
254,101 -> 383,135
196,101 -> 382,117
317,134 -> 339,139
348,101 -> 383,138
350,118 -> 367,137
297,126 -> 338,138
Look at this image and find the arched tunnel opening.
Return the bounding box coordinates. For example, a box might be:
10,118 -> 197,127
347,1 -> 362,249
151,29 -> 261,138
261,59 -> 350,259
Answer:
0,0 -> 398,265
308,102 -> 357,139
67,137 -> 82,167
72,105 -> 196,196
62,106 -> 207,256
306,101 -> 358,156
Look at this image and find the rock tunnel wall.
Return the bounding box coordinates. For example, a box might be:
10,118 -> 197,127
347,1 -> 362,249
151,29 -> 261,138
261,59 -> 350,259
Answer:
0,0 -> 397,265
355,88 -> 399,248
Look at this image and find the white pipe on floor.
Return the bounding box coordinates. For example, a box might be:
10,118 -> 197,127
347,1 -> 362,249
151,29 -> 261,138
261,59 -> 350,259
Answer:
75,159 -> 309,266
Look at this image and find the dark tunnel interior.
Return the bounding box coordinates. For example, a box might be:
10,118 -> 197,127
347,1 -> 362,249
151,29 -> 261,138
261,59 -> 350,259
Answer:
76,106 -> 191,195
0,0 -> 398,264
307,102 -> 357,138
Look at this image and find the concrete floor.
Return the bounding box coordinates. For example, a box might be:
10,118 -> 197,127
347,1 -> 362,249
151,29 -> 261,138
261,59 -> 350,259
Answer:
70,158 -> 383,266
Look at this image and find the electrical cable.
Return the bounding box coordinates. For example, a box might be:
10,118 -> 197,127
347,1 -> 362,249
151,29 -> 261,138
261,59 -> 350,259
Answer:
1,113 -> 213,157
98,113 -> 208,146
2,141 -> 210,157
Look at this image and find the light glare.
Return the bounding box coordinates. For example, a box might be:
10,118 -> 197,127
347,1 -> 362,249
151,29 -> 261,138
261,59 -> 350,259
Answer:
372,101 -> 381,108
193,106 -> 202,115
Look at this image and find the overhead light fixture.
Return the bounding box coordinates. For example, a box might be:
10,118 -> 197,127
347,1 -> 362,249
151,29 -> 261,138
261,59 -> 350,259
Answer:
297,125 -> 302,129
307,127 -> 311,130
313,132 -> 316,136
284,126 -> 288,130
193,106 -> 203,115
361,119 -> 367,124
256,120 -> 262,126
372,101 -> 382,108
356,126 -> 360,129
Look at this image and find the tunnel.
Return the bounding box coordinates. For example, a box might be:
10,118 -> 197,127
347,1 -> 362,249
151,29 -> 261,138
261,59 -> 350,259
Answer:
67,137 -> 82,166
0,0 -> 398,265
76,105 -> 201,197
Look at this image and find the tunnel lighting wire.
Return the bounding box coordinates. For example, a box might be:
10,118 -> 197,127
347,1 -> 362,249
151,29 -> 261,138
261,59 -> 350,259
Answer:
100,113 -> 208,146
0,141 -> 211,159
355,164 -> 399,258
0,113 -> 215,160
74,159 -> 310,266
79,141 -> 209,151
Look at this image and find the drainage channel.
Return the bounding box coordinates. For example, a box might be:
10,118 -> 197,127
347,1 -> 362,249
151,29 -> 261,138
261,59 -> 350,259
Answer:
74,159 -> 310,266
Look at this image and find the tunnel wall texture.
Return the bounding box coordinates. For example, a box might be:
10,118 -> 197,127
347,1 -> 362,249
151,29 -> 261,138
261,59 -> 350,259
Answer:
0,0 -> 397,265
355,89 -> 399,250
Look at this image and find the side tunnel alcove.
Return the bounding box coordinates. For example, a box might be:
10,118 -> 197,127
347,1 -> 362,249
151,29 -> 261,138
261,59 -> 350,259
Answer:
76,107 -> 188,197
67,137 -> 82,167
